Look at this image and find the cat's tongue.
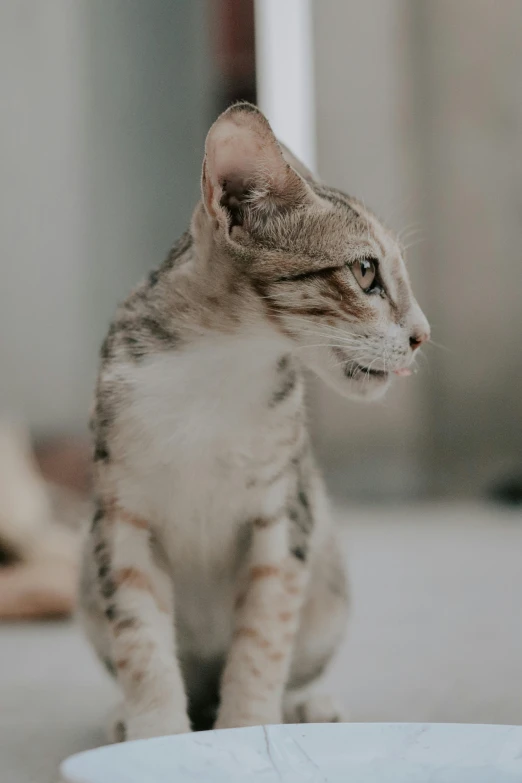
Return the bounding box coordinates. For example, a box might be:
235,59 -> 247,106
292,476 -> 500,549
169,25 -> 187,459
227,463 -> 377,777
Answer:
393,368 -> 412,377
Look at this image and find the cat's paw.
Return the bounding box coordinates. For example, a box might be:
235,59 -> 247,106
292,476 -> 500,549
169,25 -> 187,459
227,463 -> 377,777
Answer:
214,707 -> 283,730
112,705 -> 191,742
107,704 -> 127,743
128,707 -> 192,740
284,691 -> 345,724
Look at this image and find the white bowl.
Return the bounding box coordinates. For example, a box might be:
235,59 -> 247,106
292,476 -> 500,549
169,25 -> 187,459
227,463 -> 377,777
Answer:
60,723 -> 522,782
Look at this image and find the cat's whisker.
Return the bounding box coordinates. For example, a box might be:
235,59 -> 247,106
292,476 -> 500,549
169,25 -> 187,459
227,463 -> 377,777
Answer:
363,355 -> 381,384
397,225 -> 424,243
293,343 -> 355,352
285,316 -> 362,337
401,238 -> 425,253
413,351 -> 431,374
292,328 -> 362,345
259,306 -> 363,342
293,325 -> 361,341
331,350 -> 374,371
383,196 -> 418,230
300,335 -> 361,348
357,196 -> 373,247
415,351 -> 429,368
256,299 -> 363,335
425,339 -> 453,354
382,346 -> 389,374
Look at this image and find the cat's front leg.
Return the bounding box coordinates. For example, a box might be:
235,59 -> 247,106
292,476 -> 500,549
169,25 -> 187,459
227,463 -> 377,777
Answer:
215,513 -> 309,729
89,497 -> 191,740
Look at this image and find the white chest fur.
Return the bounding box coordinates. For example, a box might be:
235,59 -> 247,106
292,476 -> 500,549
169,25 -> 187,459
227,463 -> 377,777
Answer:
113,336 -> 304,568
108,336 -> 304,657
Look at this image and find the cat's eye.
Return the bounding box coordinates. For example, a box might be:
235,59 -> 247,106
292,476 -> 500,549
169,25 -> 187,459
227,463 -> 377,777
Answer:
351,258 -> 381,294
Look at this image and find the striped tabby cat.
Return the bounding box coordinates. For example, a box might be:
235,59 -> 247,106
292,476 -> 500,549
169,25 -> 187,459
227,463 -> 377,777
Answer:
79,103 -> 429,741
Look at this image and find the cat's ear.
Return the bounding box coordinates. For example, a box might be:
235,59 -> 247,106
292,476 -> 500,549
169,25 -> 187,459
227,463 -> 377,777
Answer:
201,103 -> 313,230
277,140 -> 316,183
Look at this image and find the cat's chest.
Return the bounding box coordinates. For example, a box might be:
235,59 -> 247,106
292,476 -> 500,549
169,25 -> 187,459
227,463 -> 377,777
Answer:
120,349 -> 305,526
146,403 -> 301,522
144,383 -> 301,588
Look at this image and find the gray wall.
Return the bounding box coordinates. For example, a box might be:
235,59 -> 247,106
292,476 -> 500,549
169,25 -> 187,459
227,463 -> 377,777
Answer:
0,1 -> 88,432
0,0 -> 212,433
2,1 -> 520,496
412,0 -> 522,494
312,0 -> 522,498
311,0 -> 429,498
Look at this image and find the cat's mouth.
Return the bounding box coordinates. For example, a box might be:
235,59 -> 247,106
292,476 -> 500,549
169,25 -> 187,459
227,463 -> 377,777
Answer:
331,348 -> 389,381
344,363 -> 389,381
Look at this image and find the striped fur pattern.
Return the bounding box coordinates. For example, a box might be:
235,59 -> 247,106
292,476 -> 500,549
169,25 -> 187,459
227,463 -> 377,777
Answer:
79,103 -> 429,740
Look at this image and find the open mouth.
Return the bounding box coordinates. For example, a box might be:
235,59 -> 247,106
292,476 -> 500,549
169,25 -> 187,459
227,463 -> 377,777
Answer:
331,348 -> 389,381
344,363 -> 389,380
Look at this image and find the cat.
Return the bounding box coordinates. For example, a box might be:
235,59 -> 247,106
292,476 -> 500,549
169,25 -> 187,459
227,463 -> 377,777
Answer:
79,102 -> 430,741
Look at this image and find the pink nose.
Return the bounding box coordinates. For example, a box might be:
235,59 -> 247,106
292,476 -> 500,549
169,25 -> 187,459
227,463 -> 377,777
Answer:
409,330 -> 429,351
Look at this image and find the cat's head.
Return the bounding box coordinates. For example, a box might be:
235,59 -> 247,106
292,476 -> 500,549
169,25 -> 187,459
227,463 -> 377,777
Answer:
199,103 -> 429,400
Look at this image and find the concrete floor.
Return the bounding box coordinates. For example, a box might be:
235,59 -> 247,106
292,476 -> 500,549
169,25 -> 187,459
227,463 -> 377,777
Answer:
1,503 -> 522,783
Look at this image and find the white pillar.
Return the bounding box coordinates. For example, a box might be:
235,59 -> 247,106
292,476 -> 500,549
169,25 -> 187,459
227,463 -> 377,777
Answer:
254,0 -> 316,172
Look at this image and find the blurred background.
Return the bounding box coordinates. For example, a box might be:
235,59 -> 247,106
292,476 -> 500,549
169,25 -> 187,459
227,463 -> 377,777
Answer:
0,2 -> 521,781
1,0 -> 521,502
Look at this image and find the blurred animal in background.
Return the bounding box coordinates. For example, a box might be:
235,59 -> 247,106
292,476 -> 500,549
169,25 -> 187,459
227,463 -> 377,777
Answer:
0,420 -> 91,620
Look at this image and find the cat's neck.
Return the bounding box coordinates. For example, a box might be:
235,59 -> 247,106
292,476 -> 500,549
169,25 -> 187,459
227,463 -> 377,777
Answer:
182,330 -> 295,409
128,332 -> 302,453
150,217 -> 301,413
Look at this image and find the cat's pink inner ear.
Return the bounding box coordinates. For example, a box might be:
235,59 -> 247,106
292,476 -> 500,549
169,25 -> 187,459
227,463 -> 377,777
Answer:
210,119 -> 283,180
201,159 -> 217,218
202,110 -> 288,217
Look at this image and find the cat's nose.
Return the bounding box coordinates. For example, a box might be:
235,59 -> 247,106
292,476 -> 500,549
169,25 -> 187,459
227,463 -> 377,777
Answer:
409,329 -> 429,351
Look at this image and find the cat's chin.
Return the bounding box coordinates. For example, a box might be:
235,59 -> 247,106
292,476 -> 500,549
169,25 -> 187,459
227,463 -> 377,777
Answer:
308,362 -> 392,401
345,375 -> 391,401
